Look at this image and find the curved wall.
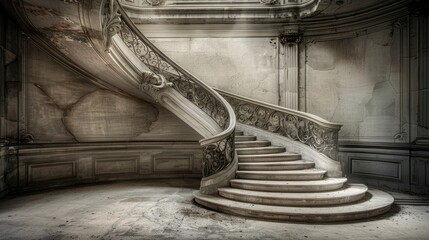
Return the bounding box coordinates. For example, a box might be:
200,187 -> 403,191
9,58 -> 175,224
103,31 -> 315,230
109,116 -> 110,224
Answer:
129,1 -> 429,194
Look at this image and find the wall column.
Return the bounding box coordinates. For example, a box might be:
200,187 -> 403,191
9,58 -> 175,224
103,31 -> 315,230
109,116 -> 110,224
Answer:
278,29 -> 301,110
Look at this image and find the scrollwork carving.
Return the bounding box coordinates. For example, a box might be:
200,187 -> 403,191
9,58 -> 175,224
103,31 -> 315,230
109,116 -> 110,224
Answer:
260,0 -> 278,5
144,0 -> 164,6
202,131 -> 235,177
279,31 -> 302,45
103,0 -> 235,178
222,95 -> 339,160
103,0 -> 122,52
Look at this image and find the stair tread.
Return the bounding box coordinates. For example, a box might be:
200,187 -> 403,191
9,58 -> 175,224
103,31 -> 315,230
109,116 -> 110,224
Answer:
235,138 -> 257,142
236,169 -> 327,175
235,140 -> 271,147
230,178 -> 348,192
235,130 -> 244,136
194,189 -> 394,222
230,178 -> 347,186
238,160 -> 313,166
238,152 -> 299,157
235,140 -> 269,144
218,184 -> 368,200
236,146 -> 285,150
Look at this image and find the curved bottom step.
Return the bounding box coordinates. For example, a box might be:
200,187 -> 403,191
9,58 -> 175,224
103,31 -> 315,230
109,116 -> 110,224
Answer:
230,178 -> 348,192
218,184 -> 368,206
194,189 -> 393,222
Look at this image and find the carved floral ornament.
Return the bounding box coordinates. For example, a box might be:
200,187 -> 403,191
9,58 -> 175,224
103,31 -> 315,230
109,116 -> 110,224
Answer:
279,31 -> 302,45
144,0 -> 164,6
221,95 -> 340,160
103,0 -> 235,178
260,0 -> 279,4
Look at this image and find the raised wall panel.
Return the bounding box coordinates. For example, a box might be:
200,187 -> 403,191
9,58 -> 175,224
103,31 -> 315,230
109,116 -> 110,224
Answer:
153,154 -> 193,173
426,162 -> 429,186
94,156 -> 139,175
351,159 -> 401,181
340,150 -> 410,191
410,156 -> 429,194
27,161 -> 76,183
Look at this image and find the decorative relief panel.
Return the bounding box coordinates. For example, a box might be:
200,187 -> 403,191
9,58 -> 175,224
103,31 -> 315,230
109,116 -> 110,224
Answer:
222,94 -> 340,160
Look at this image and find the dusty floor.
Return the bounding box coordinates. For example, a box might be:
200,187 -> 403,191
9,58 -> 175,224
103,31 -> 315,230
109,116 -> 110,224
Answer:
0,179 -> 428,240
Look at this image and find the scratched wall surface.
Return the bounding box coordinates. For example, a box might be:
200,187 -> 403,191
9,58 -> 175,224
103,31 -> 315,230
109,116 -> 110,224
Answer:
305,29 -> 403,142
27,41 -> 201,143
151,38 -> 280,105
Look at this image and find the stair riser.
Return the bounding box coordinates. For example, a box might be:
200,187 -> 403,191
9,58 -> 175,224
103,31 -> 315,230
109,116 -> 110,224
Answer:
237,148 -> 286,155
235,142 -> 271,148
230,182 -> 345,193
218,191 -> 366,207
235,131 -> 244,136
235,136 -> 257,142
238,163 -> 314,171
238,155 -> 301,162
236,173 -> 325,181
194,196 -> 393,223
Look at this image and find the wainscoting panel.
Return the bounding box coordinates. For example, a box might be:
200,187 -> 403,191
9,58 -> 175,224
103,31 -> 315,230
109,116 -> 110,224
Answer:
340,146 -> 411,192
11,142 -> 203,191
410,146 -> 429,194
27,161 -> 77,183
0,146 -> 7,197
351,159 -> 402,181
153,154 -> 193,173
94,156 -> 139,175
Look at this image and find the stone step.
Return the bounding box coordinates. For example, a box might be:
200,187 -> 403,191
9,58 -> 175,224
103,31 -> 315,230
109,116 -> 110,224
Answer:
230,178 -> 348,192
236,146 -> 286,155
218,184 -> 367,206
238,153 -> 301,162
235,130 -> 244,136
193,189 -> 394,222
238,160 -> 315,171
236,169 -> 327,181
235,140 -> 271,148
235,135 -> 257,142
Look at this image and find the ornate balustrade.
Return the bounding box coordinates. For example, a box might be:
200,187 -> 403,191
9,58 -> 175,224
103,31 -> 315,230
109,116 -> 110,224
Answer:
102,0 -> 236,178
217,89 -> 342,160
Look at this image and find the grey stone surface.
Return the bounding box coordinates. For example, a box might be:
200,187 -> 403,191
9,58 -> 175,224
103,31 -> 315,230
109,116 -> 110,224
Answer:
305,29 -> 402,143
26,41 -> 201,143
0,179 -> 428,240
150,38 -> 279,105
63,90 -> 158,142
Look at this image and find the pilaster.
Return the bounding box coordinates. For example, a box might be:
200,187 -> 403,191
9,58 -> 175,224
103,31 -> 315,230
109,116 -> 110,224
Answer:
278,29 -> 301,110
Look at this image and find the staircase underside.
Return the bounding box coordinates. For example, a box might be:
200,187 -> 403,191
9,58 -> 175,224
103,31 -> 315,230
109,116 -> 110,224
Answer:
194,130 -> 394,222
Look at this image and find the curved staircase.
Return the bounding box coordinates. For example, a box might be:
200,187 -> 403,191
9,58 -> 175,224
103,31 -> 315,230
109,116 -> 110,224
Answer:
3,0 -> 395,223
194,130 -> 394,222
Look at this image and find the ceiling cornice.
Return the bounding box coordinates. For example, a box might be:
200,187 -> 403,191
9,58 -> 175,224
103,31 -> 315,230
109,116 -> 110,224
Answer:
122,0 -> 329,24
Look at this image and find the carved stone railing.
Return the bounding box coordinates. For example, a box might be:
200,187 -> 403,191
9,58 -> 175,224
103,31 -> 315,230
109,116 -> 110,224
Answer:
217,89 -> 342,161
102,0 -> 236,178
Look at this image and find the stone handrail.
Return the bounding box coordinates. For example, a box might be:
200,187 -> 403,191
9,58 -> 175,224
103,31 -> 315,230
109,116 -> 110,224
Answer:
103,0 -> 236,178
216,88 -> 342,160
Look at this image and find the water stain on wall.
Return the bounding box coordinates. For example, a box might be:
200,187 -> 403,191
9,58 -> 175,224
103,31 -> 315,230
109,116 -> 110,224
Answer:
63,90 -> 159,142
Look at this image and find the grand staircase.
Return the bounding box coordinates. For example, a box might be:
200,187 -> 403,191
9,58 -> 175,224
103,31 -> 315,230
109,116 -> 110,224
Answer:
194,130 -> 394,222
4,0 -> 394,223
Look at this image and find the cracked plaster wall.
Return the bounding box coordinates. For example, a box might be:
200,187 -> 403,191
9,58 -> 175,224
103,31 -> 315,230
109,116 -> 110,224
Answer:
26,41 -> 201,143
305,29 -> 403,142
151,33 -> 405,143
151,38 -> 279,105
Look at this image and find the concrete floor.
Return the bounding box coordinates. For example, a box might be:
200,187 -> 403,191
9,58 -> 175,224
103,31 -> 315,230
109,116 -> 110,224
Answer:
0,179 -> 428,240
